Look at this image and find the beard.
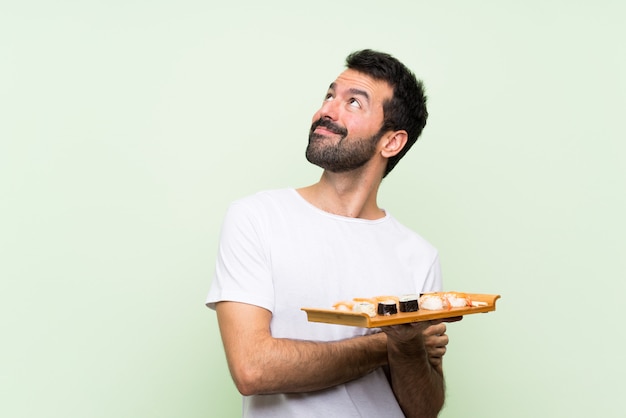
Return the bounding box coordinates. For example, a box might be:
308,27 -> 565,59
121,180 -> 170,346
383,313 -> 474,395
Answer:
306,118 -> 384,173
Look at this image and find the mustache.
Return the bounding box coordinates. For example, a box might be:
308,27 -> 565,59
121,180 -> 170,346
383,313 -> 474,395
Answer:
310,118 -> 348,137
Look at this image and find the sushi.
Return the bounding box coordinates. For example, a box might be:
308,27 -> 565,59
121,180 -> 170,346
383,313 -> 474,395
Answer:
377,300 -> 398,316
399,294 -> 419,312
352,301 -> 377,317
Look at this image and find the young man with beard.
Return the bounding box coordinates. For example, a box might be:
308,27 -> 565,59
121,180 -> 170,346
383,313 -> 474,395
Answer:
206,49 -> 455,418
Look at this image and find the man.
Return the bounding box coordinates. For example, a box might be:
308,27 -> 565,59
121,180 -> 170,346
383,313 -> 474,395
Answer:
207,49 -> 455,418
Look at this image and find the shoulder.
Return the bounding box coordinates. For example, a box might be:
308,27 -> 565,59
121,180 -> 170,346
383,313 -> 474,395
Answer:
223,188 -> 299,224
233,188 -> 296,205
385,213 -> 439,254
228,188 -> 298,214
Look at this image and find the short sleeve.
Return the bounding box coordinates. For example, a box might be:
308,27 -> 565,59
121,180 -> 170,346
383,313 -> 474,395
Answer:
205,199 -> 274,312
421,253 -> 443,293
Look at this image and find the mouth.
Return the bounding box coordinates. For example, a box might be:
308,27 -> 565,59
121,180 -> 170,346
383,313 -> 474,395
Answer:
310,119 -> 348,137
313,126 -> 340,136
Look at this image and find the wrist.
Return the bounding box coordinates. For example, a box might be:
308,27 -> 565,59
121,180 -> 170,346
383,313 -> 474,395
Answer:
367,332 -> 390,367
387,336 -> 427,359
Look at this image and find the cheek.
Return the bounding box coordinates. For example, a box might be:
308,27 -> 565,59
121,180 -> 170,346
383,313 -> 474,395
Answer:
344,118 -> 373,138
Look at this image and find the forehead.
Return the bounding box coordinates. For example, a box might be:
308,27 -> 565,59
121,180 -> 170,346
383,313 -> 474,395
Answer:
331,69 -> 393,103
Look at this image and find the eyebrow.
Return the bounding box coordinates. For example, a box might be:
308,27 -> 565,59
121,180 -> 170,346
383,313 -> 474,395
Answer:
328,83 -> 371,103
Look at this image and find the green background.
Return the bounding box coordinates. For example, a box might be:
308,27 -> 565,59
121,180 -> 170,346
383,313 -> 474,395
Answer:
2,1 -> 624,416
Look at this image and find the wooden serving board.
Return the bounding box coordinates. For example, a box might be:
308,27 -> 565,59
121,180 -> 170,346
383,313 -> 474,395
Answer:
302,293 -> 501,328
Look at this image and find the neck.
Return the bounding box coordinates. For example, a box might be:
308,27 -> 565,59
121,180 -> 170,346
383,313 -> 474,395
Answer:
297,166 -> 385,220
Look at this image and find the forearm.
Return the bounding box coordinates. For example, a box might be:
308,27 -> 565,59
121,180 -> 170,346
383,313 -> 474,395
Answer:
387,342 -> 445,418
228,332 -> 388,396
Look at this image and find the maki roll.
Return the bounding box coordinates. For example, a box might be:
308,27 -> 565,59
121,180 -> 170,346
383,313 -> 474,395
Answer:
399,294 -> 419,312
377,300 -> 398,316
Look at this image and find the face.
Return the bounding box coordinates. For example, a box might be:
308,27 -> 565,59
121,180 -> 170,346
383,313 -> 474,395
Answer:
306,69 -> 393,172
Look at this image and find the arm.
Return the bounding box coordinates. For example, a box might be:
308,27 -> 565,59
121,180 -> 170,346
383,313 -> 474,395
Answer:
383,321 -> 452,418
216,301 -> 388,396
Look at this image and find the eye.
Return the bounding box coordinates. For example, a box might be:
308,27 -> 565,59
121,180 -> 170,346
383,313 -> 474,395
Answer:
324,92 -> 334,101
348,98 -> 361,108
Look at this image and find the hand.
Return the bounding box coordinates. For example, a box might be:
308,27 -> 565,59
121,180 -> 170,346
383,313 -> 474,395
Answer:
423,317 -> 462,370
423,322 -> 447,370
382,316 -> 462,370
382,319 -> 459,417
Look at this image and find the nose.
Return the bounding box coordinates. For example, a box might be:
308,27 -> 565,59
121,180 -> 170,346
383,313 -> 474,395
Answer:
318,98 -> 339,121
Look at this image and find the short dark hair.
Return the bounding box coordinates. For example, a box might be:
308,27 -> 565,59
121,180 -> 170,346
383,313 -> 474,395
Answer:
345,49 -> 428,177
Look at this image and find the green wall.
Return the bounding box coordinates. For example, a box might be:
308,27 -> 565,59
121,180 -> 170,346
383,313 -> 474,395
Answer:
2,1 -> 624,416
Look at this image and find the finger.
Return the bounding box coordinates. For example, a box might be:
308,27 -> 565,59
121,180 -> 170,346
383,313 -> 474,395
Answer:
428,356 -> 442,368
423,322 -> 447,337
428,346 -> 447,359
425,335 -> 449,351
442,316 -> 463,323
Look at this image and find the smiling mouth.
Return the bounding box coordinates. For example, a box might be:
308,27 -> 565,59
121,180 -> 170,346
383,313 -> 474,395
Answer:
310,119 -> 348,137
314,126 -> 340,135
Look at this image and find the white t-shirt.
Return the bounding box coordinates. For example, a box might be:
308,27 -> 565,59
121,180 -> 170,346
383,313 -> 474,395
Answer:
206,189 -> 442,417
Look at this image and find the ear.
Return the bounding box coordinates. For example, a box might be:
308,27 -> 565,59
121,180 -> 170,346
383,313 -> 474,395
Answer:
380,130 -> 408,158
